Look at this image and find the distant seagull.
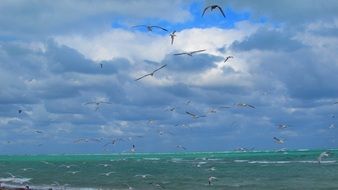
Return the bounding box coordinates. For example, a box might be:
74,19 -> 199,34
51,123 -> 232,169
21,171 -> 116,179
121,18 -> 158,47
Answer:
208,176 -> 217,185
100,63 -> 103,68
224,56 -> 234,63
165,107 -> 176,112
186,111 -> 206,119
176,145 -> 186,150
103,138 -> 124,147
21,168 -> 34,172
174,49 -> 206,56
277,124 -> 288,129
185,100 -> 191,105
85,101 -> 112,111
132,25 -> 168,32
135,174 -> 152,179
101,172 -> 115,176
202,5 -> 226,17
236,103 -> 255,109
18,109 -> 23,114
207,108 -> 217,114
59,164 -> 77,169
170,31 -> 176,45
98,163 -> 111,167
329,124 -> 336,129
131,144 -> 136,153
66,171 -> 80,175
41,161 -> 54,165
135,64 -> 167,81
35,130 -> 43,134
318,151 -> 330,164
273,137 -> 284,144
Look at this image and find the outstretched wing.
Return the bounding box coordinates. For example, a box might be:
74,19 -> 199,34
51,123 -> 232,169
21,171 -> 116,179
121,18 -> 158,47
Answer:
191,49 -> 206,54
151,25 -> 168,31
216,6 -> 226,17
135,73 -> 151,81
202,6 -> 211,17
186,111 -> 196,117
152,64 -> 167,74
173,52 -> 187,56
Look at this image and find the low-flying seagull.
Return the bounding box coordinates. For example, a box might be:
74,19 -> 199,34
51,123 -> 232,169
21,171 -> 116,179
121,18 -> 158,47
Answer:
170,31 -> 176,45
318,151 -> 330,164
135,64 -> 167,81
208,176 -> 217,185
224,56 -> 234,63
132,25 -> 168,32
202,5 -> 226,17
176,145 -> 186,150
273,137 -> 284,144
100,172 -> 115,176
174,49 -> 206,56
236,103 -> 255,109
329,124 -> 336,129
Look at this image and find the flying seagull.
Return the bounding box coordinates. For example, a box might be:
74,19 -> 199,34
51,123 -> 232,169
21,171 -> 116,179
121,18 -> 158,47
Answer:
202,5 -> 226,18
224,56 -> 234,63
273,137 -> 284,144
132,25 -> 168,32
186,111 -> 206,119
174,49 -> 206,56
18,109 -> 23,114
100,172 -> 115,176
317,151 -> 330,164
208,176 -> 217,185
236,103 -> 255,109
176,145 -> 187,150
277,124 -> 288,129
85,101 -> 112,111
329,124 -> 336,129
170,31 -> 177,45
135,64 -> 167,81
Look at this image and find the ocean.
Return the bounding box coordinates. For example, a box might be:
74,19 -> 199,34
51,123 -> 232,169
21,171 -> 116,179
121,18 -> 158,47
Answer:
0,149 -> 337,190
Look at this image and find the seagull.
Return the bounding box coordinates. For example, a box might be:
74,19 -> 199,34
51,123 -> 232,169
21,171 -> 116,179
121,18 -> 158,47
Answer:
66,171 -> 80,175
135,64 -> 167,81
174,49 -> 206,56
18,109 -> 23,114
208,176 -> 217,185
318,151 -> 330,164
100,172 -> 115,176
329,124 -> 336,129
236,103 -> 255,109
277,124 -> 288,129
165,107 -> 176,112
103,138 -> 124,147
185,100 -> 191,105
98,163 -> 111,167
35,130 -> 43,134
100,63 -> 103,68
202,5 -> 226,17
59,164 -> 77,169
84,101 -> 112,111
207,108 -> 217,114
131,144 -> 136,153
21,168 -> 34,172
135,174 -> 152,179
273,137 -> 285,144
186,111 -> 206,119
224,56 -> 234,63
176,145 -> 186,150
132,25 -> 168,32
170,31 -> 176,45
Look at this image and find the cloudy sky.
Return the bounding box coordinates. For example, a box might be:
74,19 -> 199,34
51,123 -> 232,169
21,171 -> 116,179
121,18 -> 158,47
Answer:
1,0 -> 338,154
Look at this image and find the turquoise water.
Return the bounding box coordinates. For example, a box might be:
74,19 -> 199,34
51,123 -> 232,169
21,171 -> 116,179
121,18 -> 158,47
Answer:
0,150 -> 337,190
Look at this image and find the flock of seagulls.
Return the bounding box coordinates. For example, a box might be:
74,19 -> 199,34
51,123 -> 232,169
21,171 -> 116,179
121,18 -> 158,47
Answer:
2,4 -> 336,189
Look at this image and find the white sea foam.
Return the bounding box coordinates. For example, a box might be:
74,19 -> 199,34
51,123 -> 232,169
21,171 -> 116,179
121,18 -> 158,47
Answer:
0,177 -> 31,184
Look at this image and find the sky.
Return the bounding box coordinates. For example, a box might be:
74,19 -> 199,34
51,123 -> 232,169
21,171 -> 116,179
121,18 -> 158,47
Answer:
0,0 -> 338,155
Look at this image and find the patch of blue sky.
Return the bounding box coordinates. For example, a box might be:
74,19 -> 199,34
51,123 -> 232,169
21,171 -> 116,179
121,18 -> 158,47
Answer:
110,2 -> 270,35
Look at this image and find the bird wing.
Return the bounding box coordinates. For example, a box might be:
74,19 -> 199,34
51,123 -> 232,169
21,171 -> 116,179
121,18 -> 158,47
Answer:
171,36 -> 174,45
152,64 -> 167,74
202,6 -> 211,17
135,73 -> 151,81
186,111 -> 196,117
151,25 -> 168,31
191,49 -> 206,54
248,104 -> 256,108
173,52 -> 187,56
216,6 -> 226,17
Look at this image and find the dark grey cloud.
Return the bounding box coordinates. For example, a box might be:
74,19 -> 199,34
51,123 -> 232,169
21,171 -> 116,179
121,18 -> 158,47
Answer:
230,28 -> 305,52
